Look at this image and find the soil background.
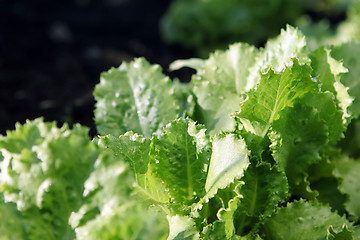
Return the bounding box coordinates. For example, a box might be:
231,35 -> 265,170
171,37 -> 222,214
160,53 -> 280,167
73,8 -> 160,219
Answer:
0,0 -> 194,137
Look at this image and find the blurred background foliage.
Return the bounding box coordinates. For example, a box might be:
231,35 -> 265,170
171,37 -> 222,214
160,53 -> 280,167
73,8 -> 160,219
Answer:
1,0 -> 360,136
161,0 -> 359,55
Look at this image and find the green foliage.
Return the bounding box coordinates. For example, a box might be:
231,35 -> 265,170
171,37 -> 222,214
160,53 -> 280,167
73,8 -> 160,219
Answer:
160,0 -> 306,54
0,118 -> 99,239
94,58 -> 184,138
234,163 -> 289,235
333,155 -> 360,220
236,60 -> 317,137
262,200 -> 348,240
152,118 -> 210,205
3,26 -> 360,239
160,0 -> 357,55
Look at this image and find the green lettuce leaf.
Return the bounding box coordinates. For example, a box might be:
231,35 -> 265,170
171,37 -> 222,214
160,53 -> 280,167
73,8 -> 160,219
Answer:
75,202 -> 168,240
152,118 -> 211,205
0,118 -> 98,239
331,42 -> 360,116
191,43 -> 258,134
234,163 -> 289,235
204,133 -> 250,202
71,143 -> 169,239
247,25 -> 310,87
262,200 -> 349,240
310,177 -> 347,216
99,132 -> 150,174
201,220 -> 228,240
326,225 -> 354,240
219,196 -> 241,239
97,132 -> 169,205
172,80 -> 196,118
237,131 -> 272,164
270,102 -> 328,197
201,189 -> 242,239
334,155 -> 360,220
94,58 -> 182,138
235,59 -> 318,137
310,47 -> 352,123
297,92 -> 344,145
167,215 -> 200,240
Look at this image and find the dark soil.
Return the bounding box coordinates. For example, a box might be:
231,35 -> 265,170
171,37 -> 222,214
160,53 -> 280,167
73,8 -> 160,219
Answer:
0,0 -> 194,137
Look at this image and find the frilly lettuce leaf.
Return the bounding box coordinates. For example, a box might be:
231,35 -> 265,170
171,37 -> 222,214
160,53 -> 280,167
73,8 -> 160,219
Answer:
262,200 -> 349,240
94,58 -> 183,138
191,43 -> 258,134
309,175 -> 347,216
198,184 -> 242,239
201,220 -> 228,240
268,90 -> 344,198
75,202 -> 168,240
326,224 -> 354,240
72,155 -> 135,224
326,224 -> 360,239
0,118 -> 98,239
152,118 -> 211,206
247,25 -> 310,87
331,42 -> 360,116
333,155 -> 360,220
167,215 -> 199,240
307,154 -> 347,215
204,133 -> 250,202
270,101 -> 328,198
98,132 -> 169,205
234,163 -> 289,235
191,133 -> 250,229
71,140 -> 169,239
99,132 -> 151,175
298,92 -> 344,145
197,162 -> 287,239
235,60 -> 318,137
217,195 -> 241,239
310,47 -> 352,123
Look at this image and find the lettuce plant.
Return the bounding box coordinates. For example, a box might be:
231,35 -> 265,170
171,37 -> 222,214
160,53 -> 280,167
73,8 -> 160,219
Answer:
2,25 -> 360,239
